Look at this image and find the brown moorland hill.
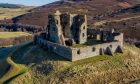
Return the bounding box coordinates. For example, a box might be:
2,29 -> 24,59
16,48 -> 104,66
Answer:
12,0 -> 140,26
11,0 -> 140,42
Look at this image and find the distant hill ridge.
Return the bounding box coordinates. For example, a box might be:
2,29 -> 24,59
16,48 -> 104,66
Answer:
0,3 -> 25,8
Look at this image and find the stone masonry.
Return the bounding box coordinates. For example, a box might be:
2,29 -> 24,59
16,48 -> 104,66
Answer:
35,10 -> 124,61
46,10 -> 87,46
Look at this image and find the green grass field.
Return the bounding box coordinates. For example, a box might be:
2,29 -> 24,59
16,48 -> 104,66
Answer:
0,7 -> 33,20
0,32 -> 32,39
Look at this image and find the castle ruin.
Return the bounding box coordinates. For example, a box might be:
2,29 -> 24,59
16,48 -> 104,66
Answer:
35,10 -> 123,61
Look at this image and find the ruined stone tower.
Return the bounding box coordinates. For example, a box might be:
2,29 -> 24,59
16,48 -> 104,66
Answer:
71,14 -> 87,44
47,11 -> 65,45
36,10 -> 124,61
47,10 -> 87,46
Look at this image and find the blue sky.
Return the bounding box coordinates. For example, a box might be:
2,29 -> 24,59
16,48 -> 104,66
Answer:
0,0 -> 59,6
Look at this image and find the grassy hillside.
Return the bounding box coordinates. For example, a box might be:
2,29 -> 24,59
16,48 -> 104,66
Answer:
0,44 -> 32,84
0,7 -> 33,20
0,57 -> 27,84
0,32 -> 32,39
0,43 -> 140,84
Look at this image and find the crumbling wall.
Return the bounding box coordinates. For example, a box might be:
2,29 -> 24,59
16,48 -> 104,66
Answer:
71,15 -> 87,44
37,38 -> 72,60
79,15 -> 87,44
37,38 -> 123,61
48,12 -> 65,44
114,33 -> 123,46
87,28 -> 100,39
47,41 -> 72,60
71,41 -> 122,61
60,14 -> 71,38
47,11 -> 88,45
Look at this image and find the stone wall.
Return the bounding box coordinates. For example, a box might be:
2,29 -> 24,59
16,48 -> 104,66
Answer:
79,15 -> 87,44
47,11 -> 88,45
71,15 -> 87,44
71,41 -> 122,61
37,38 -> 72,60
37,38 -> 123,61
114,33 -> 123,46
48,11 -> 65,44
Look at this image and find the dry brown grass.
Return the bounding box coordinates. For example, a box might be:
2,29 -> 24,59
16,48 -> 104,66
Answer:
43,44 -> 140,84
1,43 -> 140,84
0,57 -> 27,84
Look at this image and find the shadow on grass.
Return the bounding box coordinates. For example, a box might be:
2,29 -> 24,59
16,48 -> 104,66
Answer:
3,72 -> 24,84
11,43 -> 69,65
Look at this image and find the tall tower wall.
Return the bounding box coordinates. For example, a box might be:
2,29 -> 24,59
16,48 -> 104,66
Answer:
48,11 -> 65,45
47,10 -> 87,45
71,15 -> 87,44
78,15 -> 87,44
